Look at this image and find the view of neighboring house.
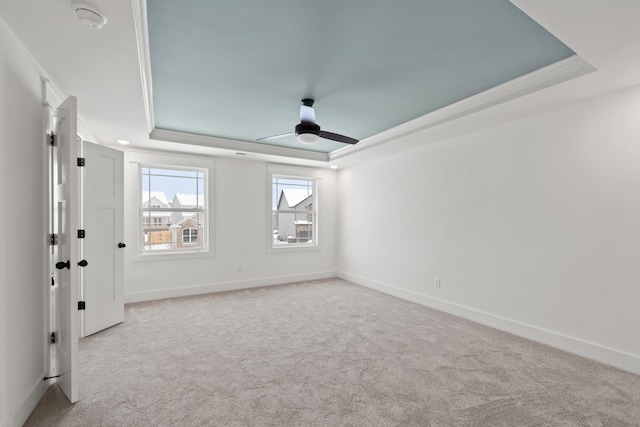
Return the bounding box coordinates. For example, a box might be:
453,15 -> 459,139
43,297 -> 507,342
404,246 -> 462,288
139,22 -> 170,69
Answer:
171,213 -> 205,249
170,193 -> 205,249
275,189 -> 313,243
142,191 -> 172,248
142,192 -> 205,250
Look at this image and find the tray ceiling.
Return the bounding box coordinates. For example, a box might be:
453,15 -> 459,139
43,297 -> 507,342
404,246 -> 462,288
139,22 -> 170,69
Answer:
147,0 -> 575,155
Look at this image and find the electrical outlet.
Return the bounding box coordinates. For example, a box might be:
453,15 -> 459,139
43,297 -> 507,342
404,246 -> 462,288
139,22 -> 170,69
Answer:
434,278 -> 441,288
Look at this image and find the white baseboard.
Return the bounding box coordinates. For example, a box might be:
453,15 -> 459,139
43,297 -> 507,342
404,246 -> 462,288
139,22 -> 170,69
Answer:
2,375 -> 48,427
338,271 -> 640,376
124,270 -> 337,303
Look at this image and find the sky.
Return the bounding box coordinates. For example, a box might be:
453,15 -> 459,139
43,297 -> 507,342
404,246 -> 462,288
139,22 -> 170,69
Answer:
272,177 -> 313,209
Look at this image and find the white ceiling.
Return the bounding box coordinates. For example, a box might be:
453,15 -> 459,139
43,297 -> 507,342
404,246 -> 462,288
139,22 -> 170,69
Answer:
1,0 -> 640,169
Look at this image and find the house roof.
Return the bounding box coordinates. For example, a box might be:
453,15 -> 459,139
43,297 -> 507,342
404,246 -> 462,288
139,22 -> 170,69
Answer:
142,191 -> 169,206
171,212 -> 202,228
173,193 -> 204,208
280,189 -> 312,208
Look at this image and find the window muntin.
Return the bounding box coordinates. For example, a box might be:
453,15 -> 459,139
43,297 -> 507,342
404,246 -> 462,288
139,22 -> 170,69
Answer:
271,175 -> 317,247
140,166 -> 207,253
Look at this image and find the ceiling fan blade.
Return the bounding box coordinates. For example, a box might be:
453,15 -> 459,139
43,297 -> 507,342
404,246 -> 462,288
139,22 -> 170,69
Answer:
319,130 -> 358,145
256,131 -> 295,141
300,104 -> 316,124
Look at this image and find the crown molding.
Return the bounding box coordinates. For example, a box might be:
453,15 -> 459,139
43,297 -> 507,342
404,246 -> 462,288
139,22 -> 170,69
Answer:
132,0 -> 154,133
150,128 -> 330,162
329,55 -> 595,162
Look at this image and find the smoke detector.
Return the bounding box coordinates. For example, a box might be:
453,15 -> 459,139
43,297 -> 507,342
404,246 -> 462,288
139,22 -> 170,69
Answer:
72,3 -> 108,29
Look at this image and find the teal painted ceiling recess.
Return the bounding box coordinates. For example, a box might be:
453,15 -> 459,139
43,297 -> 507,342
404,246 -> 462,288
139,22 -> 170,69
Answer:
147,0 -> 575,154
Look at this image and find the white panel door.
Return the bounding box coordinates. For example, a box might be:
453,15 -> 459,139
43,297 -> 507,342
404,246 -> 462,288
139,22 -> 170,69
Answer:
52,96 -> 80,403
81,142 -> 124,336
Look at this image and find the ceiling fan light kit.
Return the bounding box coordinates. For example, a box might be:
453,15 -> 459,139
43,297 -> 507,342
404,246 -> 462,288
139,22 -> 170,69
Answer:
71,3 -> 108,29
295,122 -> 320,144
296,133 -> 319,144
258,99 -> 358,146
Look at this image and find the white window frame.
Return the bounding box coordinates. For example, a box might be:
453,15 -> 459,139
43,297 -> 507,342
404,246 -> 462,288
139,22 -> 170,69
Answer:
268,164 -> 321,253
129,150 -> 214,262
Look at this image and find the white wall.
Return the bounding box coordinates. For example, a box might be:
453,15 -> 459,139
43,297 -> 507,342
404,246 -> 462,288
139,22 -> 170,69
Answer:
124,152 -> 338,302
0,16 -> 49,427
338,84 -> 640,374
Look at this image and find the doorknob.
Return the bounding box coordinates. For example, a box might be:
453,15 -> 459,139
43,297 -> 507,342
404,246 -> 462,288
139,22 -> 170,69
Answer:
118,242 -> 126,248
56,260 -> 70,270
78,260 -> 88,267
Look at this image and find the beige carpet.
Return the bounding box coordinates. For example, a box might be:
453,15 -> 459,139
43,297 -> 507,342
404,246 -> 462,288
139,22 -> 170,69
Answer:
25,279 -> 640,426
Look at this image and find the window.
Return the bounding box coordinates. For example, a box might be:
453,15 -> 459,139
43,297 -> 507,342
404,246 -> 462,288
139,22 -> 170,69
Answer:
183,228 -> 198,243
140,166 -> 207,253
271,175 -> 317,248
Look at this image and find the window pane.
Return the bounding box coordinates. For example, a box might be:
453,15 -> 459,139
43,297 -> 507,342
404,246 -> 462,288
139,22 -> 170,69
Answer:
272,177 -> 313,211
142,169 -> 205,206
271,175 -> 315,247
141,210 -> 205,251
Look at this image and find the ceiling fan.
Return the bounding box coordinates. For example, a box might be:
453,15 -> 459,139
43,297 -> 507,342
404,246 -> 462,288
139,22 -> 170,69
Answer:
257,99 -> 359,145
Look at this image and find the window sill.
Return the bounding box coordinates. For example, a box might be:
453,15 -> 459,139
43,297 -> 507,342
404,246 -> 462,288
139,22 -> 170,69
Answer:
133,249 -> 213,262
268,243 -> 320,254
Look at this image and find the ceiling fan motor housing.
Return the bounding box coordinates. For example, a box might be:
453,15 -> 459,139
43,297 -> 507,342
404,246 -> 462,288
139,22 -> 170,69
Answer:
295,122 -> 320,136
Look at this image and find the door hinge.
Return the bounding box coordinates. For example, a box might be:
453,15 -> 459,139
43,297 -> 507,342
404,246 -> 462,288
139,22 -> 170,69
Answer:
78,301 -> 86,310
77,229 -> 86,238
50,332 -> 57,344
77,157 -> 86,167
48,133 -> 55,146
50,233 -> 58,245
